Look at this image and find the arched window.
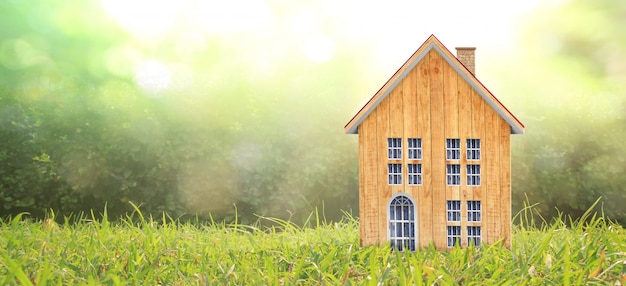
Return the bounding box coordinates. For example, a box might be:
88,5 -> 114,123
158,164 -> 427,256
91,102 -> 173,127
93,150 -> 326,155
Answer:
389,195 -> 416,251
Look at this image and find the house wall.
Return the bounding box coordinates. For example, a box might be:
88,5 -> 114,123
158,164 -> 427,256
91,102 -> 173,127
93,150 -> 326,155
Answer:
358,49 -> 512,249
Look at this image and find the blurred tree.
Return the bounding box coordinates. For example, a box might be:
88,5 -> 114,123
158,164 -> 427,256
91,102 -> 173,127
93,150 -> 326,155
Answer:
507,0 -> 626,224
4,0 -> 625,226
0,0 -> 362,223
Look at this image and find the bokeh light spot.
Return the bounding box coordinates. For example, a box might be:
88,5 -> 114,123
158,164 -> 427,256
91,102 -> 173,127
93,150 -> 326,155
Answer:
302,34 -> 336,63
0,38 -> 48,69
100,0 -> 189,38
193,0 -> 272,34
134,60 -> 171,95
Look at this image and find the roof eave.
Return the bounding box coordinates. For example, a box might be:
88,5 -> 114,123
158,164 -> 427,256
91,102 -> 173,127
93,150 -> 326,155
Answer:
344,34 -> 525,135
344,35 -> 439,134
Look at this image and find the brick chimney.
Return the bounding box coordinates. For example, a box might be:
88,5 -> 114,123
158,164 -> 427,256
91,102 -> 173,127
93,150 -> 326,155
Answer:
455,47 -> 476,75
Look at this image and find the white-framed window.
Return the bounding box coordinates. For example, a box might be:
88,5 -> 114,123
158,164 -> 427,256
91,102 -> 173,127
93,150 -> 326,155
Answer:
407,138 -> 422,160
467,226 -> 481,246
388,164 -> 402,185
467,200 -> 482,222
466,139 -> 481,160
447,226 -> 461,247
446,164 -> 461,186
446,138 -> 460,160
389,195 -> 416,251
466,164 -> 481,186
447,200 -> 461,222
388,138 -> 402,159
407,164 -> 422,185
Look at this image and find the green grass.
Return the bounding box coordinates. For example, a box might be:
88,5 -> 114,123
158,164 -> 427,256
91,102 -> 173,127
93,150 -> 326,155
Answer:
1,207 -> 625,285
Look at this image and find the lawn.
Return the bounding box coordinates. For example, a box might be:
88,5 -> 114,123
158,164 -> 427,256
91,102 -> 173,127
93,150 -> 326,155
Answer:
1,206 -> 625,285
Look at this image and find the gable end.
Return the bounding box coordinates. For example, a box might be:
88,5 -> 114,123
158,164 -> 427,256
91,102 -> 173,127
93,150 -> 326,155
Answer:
344,35 -> 524,135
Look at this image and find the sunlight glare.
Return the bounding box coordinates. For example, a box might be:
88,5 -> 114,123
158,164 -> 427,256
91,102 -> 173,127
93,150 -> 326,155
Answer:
173,32 -> 207,61
134,60 -> 172,95
193,0 -> 272,34
302,34 -> 336,63
101,0 -> 189,38
289,11 -> 319,34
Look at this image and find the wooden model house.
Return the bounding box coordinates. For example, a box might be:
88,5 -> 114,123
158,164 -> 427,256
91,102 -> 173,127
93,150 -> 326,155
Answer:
344,35 -> 524,250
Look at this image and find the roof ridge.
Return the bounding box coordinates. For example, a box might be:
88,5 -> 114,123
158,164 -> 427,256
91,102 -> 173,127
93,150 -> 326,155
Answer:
344,34 -> 524,135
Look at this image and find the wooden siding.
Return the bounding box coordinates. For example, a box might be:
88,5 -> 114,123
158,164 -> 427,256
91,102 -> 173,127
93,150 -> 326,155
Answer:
402,64 -> 418,202
500,119 -> 512,248
356,46 -> 515,250
416,55 -> 432,247
470,90 -> 485,201
429,50 -> 446,249
361,114 -> 379,245
456,68 -> 472,247
376,96 -> 391,243
389,83 -> 404,197
443,55 -> 459,202
345,35 -> 524,135
358,124 -> 365,246
484,105 -> 501,245
375,97 -> 391,242
469,90 -> 486,246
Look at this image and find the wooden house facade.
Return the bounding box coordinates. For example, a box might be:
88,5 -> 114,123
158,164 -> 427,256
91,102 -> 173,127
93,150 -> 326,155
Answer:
344,35 -> 524,250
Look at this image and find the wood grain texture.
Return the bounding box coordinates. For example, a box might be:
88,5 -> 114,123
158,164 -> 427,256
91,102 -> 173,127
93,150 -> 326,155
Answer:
403,66 -> 419,199
389,86 -> 404,196
351,36 -> 521,250
416,55 -> 432,248
470,90 -> 486,214
362,112 -> 379,246
376,96 -> 391,244
443,58 -> 460,201
500,118 -> 512,248
456,74 -> 473,246
470,91 -> 486,247
429,50 -> 446,250
358,124 -> 365,246
457,75 -> 473,203
345,35 -> 524,135
484,105 -> 501,244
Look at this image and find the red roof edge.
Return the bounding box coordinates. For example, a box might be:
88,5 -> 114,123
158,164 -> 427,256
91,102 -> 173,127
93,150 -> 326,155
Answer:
344,34 -> 437,131
345,34 -> 524,133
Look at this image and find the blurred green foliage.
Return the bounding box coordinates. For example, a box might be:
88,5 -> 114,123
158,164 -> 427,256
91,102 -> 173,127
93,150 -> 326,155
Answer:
1,0 -> 625,225
0,0 -> 363,223
508,0 -> 626,224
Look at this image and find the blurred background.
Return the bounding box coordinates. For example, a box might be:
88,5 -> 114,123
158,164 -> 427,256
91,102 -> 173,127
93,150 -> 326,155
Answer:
1,0 -> 624,224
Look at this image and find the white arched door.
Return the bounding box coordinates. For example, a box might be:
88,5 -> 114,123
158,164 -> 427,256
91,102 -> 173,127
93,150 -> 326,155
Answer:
388,195 -> 416,251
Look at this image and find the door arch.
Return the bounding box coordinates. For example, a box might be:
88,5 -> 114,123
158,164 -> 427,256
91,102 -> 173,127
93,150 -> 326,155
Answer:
388,194 -> 417,251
